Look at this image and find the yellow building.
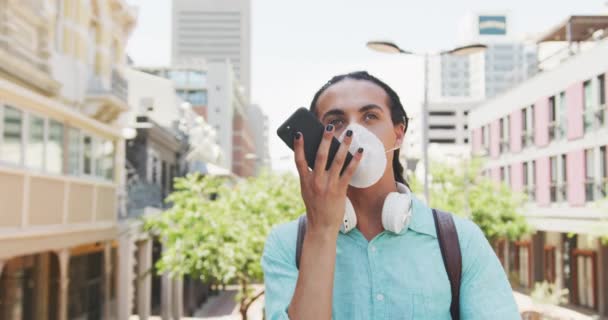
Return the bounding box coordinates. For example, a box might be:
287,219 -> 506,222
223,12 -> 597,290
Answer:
0,1 -> 136,319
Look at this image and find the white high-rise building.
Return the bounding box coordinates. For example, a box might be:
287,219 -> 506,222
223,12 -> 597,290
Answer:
172,0 -> 251,98
423,12 -> 537,155
247,104 -> 271,173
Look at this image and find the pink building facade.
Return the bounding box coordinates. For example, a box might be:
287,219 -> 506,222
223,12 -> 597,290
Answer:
470,39 -> 608,316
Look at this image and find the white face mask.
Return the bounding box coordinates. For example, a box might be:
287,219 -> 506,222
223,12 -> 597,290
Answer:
338,123 -> 400,189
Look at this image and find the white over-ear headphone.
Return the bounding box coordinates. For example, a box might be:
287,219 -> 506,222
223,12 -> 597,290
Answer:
340,183 -> 413,234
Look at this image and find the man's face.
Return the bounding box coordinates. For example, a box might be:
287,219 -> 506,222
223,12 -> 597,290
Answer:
314,79 -> 404,156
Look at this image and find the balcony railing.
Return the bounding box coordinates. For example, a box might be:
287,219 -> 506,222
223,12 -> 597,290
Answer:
87,69 -> 128,103
525,185 -> 536,202
583,105 -> 607,133
548,122 -> 564,141
521,131 -> 534,148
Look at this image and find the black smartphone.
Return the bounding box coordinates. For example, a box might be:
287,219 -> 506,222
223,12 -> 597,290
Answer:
277,107 -> 352,171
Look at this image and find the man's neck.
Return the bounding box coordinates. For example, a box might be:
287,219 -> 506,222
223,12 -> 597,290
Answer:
347,176 -> 398,241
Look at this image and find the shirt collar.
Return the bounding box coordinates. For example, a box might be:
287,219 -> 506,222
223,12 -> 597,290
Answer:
394,184 -> 437,238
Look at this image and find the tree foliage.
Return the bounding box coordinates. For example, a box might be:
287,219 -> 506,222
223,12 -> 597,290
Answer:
409,158 -> 531,244
144,171 -> 305,319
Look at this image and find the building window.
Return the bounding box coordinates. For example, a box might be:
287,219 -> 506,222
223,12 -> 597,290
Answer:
548,96 -> 558,141
188,91 -> 207,106
429,138 -> 456,144
48,120 -> 64,174
600,146 -> 607,198
83,135 -> 93,175
559,91 -> 567,137
530,160 -> 536,201
550,156 -> 558,202
429,111 -> 456,116
521,108 -> 528,147
572,250 -> 598,310
1,105 -> 23,164
600,74 -> 606,106
583,80 -> 594,133
560,154 -> 568,201
597,74 -> 606,127
67,127 -> 81,175
97,140 -> 114,180
429,124 -> 456,130
585,148 -> 595,201
499,116 -> 509,153
544,246 -> 556,283
27,115 -> 45,170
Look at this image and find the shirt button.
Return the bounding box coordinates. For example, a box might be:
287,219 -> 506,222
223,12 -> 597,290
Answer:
370,245 -> 377,252
376,293 -> 384,301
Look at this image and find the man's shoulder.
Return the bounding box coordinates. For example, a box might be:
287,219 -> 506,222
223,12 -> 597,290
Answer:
264,217 -> 301,257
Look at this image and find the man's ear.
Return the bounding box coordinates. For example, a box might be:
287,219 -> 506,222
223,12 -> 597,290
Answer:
394,123 -> 406,145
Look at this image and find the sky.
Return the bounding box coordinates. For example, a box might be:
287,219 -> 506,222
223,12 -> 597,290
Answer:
126,0 -> 607,172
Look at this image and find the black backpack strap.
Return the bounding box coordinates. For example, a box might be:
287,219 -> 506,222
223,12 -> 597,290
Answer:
432,209 -> 462,320
295,215 -> 307,269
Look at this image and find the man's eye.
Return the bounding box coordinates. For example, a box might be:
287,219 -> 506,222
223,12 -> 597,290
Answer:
329,119 -> 345,128
364,113 -> 379,121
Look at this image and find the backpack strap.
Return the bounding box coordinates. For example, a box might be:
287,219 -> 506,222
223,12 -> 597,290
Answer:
295,215 -> 307,269
432,209 -> 462,320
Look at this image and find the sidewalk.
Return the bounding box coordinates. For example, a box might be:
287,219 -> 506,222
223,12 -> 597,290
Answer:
514,291 -> 597,320
193,285 -> 264,320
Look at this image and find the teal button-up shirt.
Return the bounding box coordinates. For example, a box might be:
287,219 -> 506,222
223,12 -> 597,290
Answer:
261,195 -> 520,319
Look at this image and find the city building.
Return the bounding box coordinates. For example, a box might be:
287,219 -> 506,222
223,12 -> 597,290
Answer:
0,1 -> 136,319
205,60 -> 256,177
469,16 -> 608,317
246,104 -> 271,174
422,12 -> 537,155
172,0 -> 251,99
136,63 -> 209,112
137,60 -> 258,177
122,68 -> 225,318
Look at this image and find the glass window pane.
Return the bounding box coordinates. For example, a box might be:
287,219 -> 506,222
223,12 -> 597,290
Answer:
169,70 -> 188,87
584,81 -> 593,110
83,135 -> 92,175
188,91 -> 207,105
96,139 -> 114,180
599,75 -> 605,105
47,120 -> 64,174
189,71 -> 206,87
67,128 -> 81,175
26,115 -> 45,170
585,149 -> 594,179
95,138 -> 104,177
103,140 -> 115,180
2,106 -> 23,163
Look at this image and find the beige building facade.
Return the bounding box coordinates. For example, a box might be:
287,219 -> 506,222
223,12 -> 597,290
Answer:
0,0 -> 136,319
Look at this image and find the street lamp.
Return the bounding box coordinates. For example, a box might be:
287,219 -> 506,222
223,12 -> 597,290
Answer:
366,41 -> 487,203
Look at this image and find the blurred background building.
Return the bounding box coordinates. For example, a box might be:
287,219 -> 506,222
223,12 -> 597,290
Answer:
470,15 -> 608,318
0,0 -> 135,319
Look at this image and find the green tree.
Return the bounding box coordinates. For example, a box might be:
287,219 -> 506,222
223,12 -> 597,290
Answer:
411,158 -> 531,244
144,172 -> 305,320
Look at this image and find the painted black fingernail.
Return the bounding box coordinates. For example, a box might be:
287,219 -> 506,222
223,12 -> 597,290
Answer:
326,124 -> 334,132
295,132 -> 302,140
358,147 -> 364,153
346,130 -> 353,137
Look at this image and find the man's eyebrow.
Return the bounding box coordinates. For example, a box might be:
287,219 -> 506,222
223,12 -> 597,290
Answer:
359,104 -> 384,113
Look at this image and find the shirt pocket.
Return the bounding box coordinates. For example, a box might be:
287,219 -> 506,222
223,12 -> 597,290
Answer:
416,291 -> 452,320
